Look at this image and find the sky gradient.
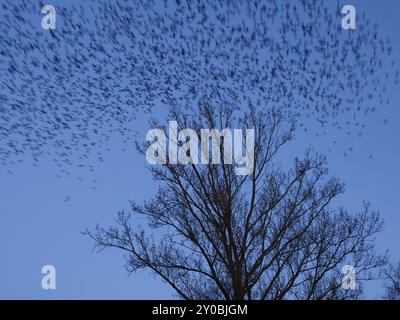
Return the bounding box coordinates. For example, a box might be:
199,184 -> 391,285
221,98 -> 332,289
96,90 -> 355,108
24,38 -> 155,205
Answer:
0,0 -> 399,299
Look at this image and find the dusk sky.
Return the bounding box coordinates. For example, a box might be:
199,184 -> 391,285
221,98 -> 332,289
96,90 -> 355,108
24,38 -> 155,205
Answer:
0,0 -> 399,299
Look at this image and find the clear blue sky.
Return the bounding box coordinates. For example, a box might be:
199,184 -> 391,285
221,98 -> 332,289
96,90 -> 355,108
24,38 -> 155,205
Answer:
0,0 -> 399,299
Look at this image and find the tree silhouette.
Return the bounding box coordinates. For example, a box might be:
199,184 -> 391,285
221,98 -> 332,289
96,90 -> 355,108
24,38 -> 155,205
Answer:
86,104 -> 386,300
384,263 -> 400,300
0,0 -> 393,299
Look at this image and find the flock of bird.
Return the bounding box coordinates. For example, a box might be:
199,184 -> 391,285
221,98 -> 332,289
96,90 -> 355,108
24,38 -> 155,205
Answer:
0,0 -> 398,176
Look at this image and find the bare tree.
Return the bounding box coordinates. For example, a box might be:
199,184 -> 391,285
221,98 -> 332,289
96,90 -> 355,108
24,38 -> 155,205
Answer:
384,263 -> 400,300
85,104 -> 386,300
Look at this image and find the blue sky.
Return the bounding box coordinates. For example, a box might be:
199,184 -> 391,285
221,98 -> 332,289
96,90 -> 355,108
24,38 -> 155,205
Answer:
0,0 -> 399,299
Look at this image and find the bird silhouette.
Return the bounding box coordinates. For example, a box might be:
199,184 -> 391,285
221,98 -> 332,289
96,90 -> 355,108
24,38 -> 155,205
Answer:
0,0 -> 397,175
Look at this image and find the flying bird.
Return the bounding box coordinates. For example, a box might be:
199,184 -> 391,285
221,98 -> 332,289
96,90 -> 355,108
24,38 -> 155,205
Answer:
0,0 -> 397,175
